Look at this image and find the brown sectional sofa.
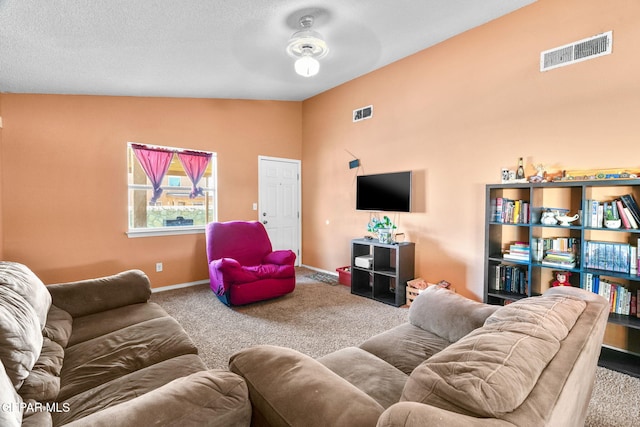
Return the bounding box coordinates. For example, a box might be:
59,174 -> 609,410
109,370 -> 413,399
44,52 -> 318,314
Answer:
230,285 -> 609,427
0,262 -> 250,426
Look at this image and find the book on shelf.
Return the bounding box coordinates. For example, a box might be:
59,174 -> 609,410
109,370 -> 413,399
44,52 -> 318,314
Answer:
502,242 -> 530,261
491,198 -> 529,224
533,237 -> 579,267
581,274 -> 638,316
493,263 -> 528,295
624,207 -> 639,228
541,248 -> 576,269
583,241 -> 632,274
541,259 -> 576,269
621,194 -> 640,226
583,198 -> 640,229
585,199 -> 601,228
615,199 -> 632,229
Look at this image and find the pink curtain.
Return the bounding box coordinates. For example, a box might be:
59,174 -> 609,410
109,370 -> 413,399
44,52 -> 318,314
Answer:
131,144 -> 174,203
178,151 -> 212,198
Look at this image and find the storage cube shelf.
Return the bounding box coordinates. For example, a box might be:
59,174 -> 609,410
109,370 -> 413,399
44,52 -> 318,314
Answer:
350,238 -> 415,307
484,179 -> 640,375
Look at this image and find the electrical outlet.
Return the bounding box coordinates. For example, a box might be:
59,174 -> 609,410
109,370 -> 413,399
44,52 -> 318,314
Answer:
156,262 -> 163,272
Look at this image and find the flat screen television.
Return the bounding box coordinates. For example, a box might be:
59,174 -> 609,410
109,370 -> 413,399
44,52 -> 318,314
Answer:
356,171 -> 412,212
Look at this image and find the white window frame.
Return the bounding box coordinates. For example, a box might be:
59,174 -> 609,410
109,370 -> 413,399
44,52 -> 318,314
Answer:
126,142 -> 218,238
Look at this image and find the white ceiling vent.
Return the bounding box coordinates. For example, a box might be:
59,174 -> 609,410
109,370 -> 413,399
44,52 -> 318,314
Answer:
353,105 -> 373,122
540,31 -> 612,72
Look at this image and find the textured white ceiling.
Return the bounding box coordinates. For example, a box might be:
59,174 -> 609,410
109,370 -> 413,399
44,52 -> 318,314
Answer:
0,0 -> 536,101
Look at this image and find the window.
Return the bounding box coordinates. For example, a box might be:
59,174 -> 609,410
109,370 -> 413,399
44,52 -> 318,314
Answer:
127,142 -> 217,237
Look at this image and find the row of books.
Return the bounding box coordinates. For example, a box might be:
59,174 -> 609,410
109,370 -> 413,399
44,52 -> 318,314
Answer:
583,194 -> 640,229
493,264 -> 529,295
583,241 -> 638,275
490,193 -> 640,228
491,198 -> 530,224
582,273 -> 638,317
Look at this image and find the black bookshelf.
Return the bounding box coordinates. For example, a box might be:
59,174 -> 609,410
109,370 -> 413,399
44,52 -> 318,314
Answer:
598,347 -> 640,378
484,179 -> 640,376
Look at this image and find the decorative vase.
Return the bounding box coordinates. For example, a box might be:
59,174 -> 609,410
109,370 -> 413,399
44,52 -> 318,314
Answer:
377,228 -> 393,244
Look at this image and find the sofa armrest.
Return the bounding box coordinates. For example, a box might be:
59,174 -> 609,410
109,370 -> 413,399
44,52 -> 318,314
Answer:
47,270 -> 151,318
229,345 -> 384,427
63,369 -> 251,427
377,402 -> 516,427
262,250 -> 296,266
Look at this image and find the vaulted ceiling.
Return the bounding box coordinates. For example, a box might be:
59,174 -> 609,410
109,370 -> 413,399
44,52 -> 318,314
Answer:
0,0 -> 536,101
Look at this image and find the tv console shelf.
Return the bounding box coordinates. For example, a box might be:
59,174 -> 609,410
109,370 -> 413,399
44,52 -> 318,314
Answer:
350,238 -> 415,307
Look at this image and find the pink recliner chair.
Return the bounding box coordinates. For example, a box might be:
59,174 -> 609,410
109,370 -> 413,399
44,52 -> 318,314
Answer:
205,221 -> 297,306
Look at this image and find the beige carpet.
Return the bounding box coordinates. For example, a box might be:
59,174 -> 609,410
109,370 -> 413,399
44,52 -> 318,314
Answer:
150,268 -> 640,426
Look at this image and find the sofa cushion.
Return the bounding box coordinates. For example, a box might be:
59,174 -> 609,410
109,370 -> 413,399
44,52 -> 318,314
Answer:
18,338 -> 64,402
58,368 -> 251,427
359,323 -> 451,375
0,261 -> 52,330
43,305 -> 73,348
230,345 -> 384,427
0,286 -> 43,388
318,347 -> 408,409
53,354 -> 207,425
402,294 -> 586,418
67,302 -> 169,347
59,316 -> 198,400
0,358 -> 23,427
408,286 -> 498,343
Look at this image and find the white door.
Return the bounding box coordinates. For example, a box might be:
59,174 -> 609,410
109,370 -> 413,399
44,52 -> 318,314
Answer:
258,156 -> 301,266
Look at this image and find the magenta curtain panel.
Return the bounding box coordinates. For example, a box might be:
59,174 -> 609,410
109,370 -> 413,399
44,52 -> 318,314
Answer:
178,151 -> 212,198
131,144 -> 174,203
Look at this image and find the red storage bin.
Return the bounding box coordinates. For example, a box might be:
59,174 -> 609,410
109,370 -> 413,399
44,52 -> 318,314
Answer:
336,266 -> 351,286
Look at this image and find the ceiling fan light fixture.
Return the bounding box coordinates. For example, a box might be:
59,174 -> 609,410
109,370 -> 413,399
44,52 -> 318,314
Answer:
286,15 -> 328,77
294,54 -> 320,77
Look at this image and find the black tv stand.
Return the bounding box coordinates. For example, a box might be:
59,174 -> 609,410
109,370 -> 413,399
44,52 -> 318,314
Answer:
350,238 -> 415,307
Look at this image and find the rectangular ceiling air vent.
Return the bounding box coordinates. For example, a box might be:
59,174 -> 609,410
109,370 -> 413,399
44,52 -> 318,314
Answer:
353,105 -> 373,122
540,31 -> 612,72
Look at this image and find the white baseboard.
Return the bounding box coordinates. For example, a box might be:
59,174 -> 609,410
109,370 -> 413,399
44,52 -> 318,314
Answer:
300,264 -> 338,276
152,267 -> 339,293
151,279 -> 209,293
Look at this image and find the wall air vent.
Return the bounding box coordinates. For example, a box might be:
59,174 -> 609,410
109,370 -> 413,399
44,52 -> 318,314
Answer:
353,105 -> 373,122
540,31 -> 612,72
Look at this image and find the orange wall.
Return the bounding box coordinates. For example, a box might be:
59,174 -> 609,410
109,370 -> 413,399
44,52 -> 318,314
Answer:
1,0 -> 639,298
0,95 -> 301,286
301,0 -> 640,300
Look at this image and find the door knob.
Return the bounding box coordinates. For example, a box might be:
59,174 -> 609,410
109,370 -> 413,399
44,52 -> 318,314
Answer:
262,220 -> 268,224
